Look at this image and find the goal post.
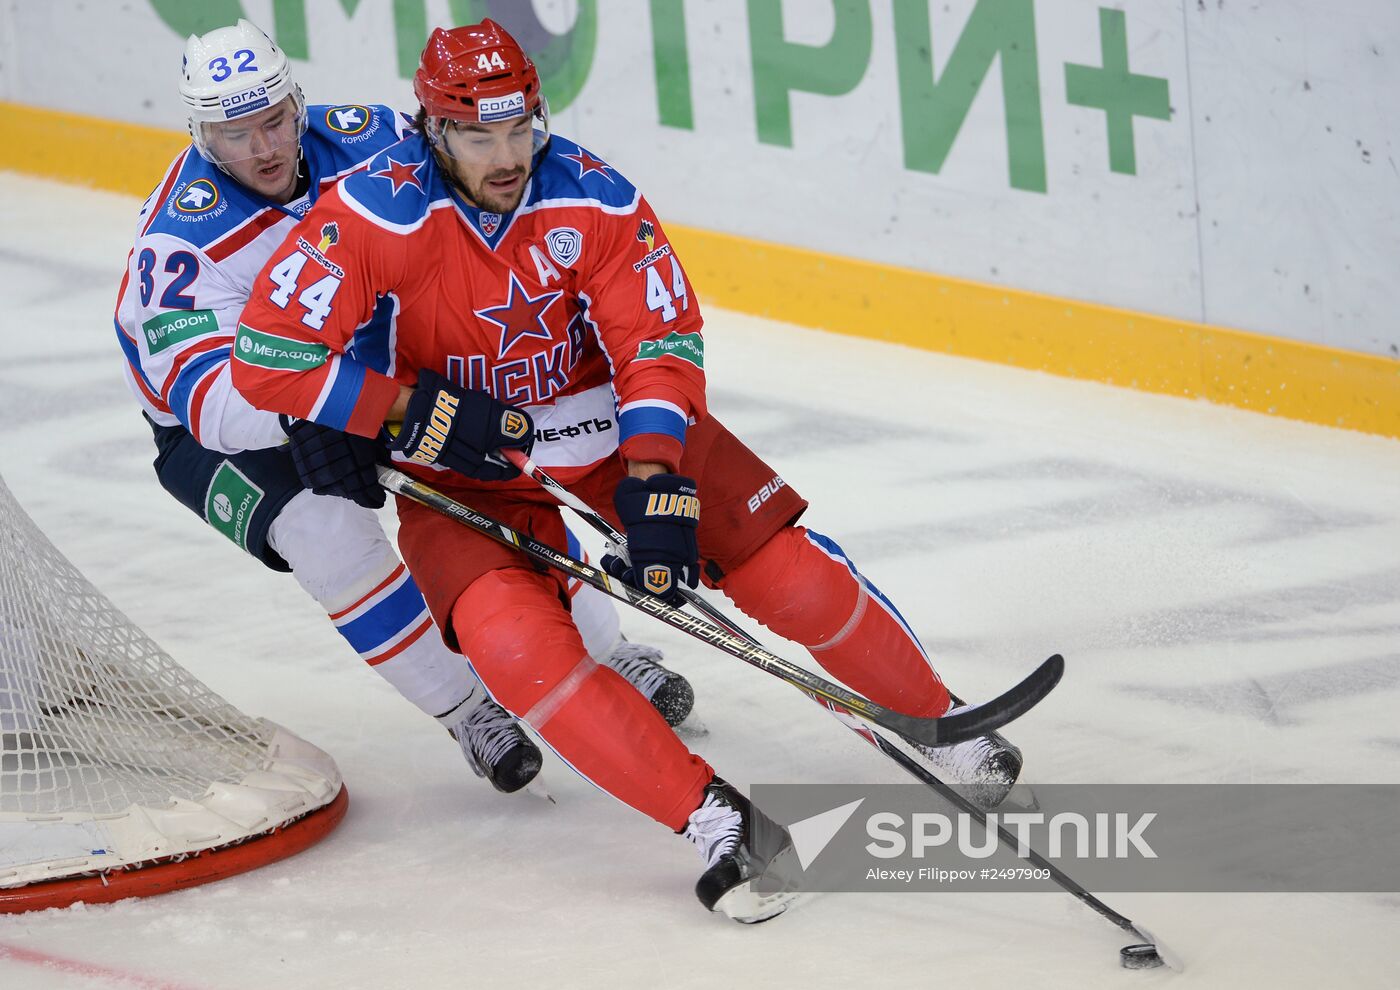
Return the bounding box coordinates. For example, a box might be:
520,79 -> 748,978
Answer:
0,473 -> 347,912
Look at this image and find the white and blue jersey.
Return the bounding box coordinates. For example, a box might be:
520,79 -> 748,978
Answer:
114,104 -> 406,454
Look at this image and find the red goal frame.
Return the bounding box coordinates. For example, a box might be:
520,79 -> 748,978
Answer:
0,785 -> 349,913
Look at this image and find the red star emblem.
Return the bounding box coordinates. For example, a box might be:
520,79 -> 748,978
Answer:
370,155 -> 426,196
561,149 -> 614,182
475,273 -> 563,359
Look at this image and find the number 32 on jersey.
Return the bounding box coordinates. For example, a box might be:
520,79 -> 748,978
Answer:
265,248 -> 342,331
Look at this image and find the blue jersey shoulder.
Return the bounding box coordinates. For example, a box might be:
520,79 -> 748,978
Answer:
529,136 -> 638,209
339,132 -> 438,227
140,150 -> 253,246
302,103 -> 403,182
141,104 -> 404,247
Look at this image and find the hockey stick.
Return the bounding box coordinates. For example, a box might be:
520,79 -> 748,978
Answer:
498,450 -> 758,640
501,451 -> 1176,970
377,465 -> 1060,747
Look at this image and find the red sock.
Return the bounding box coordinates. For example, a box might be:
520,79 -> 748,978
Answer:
719,527 -> 949,718
453,568 -> 711,830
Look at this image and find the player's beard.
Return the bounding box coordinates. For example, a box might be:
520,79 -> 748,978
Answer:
227,146 -> 300,204
459,165 -> 528,214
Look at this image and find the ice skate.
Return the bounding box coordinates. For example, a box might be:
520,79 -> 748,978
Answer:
441,697 -> 543,794
684,778 -> 799,924
602,638 -> 695,727
912,703 -> 1023,810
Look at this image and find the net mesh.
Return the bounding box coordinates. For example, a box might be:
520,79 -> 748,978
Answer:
0,473 -> 273,817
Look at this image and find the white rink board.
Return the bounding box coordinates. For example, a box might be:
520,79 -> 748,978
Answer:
1,0 -> 1398,357
1,173 -> 1399,987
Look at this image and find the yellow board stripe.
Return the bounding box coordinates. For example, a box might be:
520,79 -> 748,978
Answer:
670,229 -> 1400,439
4,100 -> 1396,439
0,101 -> 187,197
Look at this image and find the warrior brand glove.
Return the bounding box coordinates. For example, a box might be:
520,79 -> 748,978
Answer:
386,369 -> 534,482
283,417 -> 387,509
606,474 -> 701,604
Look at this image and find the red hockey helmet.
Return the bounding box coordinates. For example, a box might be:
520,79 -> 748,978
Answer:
413,20 -> 544,125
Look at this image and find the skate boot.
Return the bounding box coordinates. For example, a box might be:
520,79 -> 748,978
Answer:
684,778 -> 798,924
913,703 -> 1023,810
439,697 -> 543,794
601,638 -> 695,727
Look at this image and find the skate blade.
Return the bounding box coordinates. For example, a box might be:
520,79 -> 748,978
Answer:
712,881 -> 802,925
522,778 -> 556,804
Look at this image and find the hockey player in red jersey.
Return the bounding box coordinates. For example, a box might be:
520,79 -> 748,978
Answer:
116,19 -> 691,797
232,20 -> 1022,921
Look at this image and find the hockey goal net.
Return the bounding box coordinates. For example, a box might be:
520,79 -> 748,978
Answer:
0,473 -> 346,912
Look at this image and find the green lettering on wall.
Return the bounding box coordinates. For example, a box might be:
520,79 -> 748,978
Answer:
272,0 -> 307,59
893,0 -> 1046,193
269,0 -> 425,79
1064,7 -> 1171,175
448,1 -> 597,113
149,0 -> 245,38
392,0 -> 429,79
651,0 -> 694,129
748,1 -> 873,147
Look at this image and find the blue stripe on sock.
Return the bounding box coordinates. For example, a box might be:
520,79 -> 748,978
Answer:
336,578 -> 429,656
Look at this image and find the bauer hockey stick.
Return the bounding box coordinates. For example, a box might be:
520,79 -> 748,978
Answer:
377,466 -> 1061,747
501,449 -> 1176,971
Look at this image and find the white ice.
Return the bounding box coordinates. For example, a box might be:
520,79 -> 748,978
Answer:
1,173 -> 1397,989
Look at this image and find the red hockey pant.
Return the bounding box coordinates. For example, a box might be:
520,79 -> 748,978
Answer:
450,527 -> 947,833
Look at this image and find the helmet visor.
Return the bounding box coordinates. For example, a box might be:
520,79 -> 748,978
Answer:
194,90 -> 307,166
428,102 -> 550,164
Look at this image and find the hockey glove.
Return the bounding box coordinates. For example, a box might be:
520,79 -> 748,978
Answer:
387,369 -> 534,482
607,474 -> 700,605
282,417 -> 387,509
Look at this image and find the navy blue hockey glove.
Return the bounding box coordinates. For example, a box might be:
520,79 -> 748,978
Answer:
606,474 -> 700,604
387,369 -> 533,482
282,417 -> 387,509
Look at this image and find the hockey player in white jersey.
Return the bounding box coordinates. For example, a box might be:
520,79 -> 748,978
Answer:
113,19 -> 694,793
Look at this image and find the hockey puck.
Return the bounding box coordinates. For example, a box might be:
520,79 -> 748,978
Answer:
1120,943 -> 1164,970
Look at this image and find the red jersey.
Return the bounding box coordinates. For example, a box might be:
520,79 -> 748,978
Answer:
232,132 -> 707,491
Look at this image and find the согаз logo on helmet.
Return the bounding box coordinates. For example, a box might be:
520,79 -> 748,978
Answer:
477,92 -> 525,123
221,85 -> 270,119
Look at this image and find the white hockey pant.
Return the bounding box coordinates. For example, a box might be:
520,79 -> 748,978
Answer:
267,491 -> 621,719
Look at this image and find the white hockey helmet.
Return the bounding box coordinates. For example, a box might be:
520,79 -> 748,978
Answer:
178,19 -> 306,165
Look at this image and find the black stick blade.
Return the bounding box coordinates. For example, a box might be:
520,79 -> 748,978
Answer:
884,654 -> 1064,747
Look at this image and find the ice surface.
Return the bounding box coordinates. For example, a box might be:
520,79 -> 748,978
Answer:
0,173 -> 1397,988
